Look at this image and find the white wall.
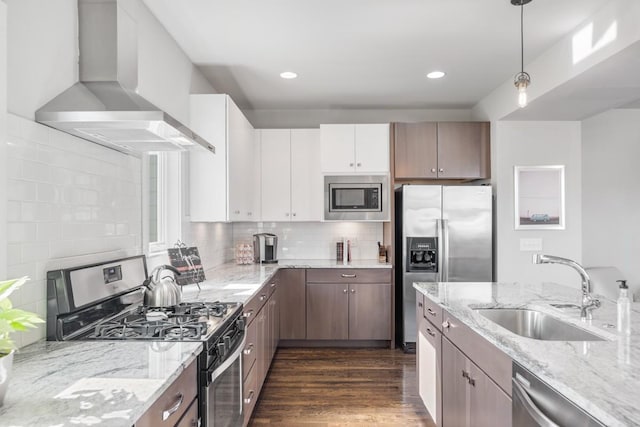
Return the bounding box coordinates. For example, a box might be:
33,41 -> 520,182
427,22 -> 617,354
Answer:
5,0 -> 215,121
494,121 -> 582,288
582,109 -> 640,297
0,1 -> 7,281
245,108 -> 473,129
233,222 -> 383,261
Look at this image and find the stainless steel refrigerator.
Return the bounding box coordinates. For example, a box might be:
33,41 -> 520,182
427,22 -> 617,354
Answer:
395,185 -> 493,350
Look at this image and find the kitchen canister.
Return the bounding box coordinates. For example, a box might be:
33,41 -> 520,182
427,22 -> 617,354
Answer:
235,243 -> 254,265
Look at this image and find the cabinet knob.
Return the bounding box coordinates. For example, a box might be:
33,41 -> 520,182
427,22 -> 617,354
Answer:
426,327 -> 436,337
349,163 -> 354,167
426,308 -> 437,317
247,212 -> 252,216
244,390 -> 255,405
271,282 -> 276,288
234,210 -> 240,214
292,213 -> 296,217
357,163 -> 362,167
442,320 -> 451,330
439,168 -> 444,173
343,289 -> 348,294
351,289 -> 356,294
431,168 -> 436,173
285,213 -> 290,217
259,294 -> 267,301
418,302 -> 423,307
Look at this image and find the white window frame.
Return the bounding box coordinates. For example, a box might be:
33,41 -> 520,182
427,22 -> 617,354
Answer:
143,152 -> 182,257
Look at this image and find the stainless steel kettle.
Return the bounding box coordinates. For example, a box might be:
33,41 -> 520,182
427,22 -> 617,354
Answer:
143,265 -> 182,307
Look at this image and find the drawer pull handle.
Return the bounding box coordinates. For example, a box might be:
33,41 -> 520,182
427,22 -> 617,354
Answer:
442,320 -> 451,330
162,392 -> 184,421
468,377 -> 476,387
243,310 -> 254,318
243,344 -> 254,355
461,370 -> 469,379
259,294 -> 267,301
427,308 -> 437,317
341,274 -> 357,278
426,327 -> 436,337
418,302 -> 423,308
244,390 -> 255,405
271,283 -> 276,288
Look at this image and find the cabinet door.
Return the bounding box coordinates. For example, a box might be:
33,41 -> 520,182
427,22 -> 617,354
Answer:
256,306 -> 268,393
348,283 -> 391,340
291,129 -> 322,221
260,129 -> 292,221
175,399 -> 198,427
279,269 -> 306,340
437,122 -> 490,179
442,338 -> 469,427
306,283 -> 349,340
228,98 -> 256,220
354,124 -> 390,173
394,122 -> 438,179
320,124 -> 355,173
469,363 -> 512,427
189,94 -> 228,222
418,315 -> 442,427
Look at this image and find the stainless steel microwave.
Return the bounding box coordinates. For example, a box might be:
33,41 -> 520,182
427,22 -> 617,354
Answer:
324,175 -> 390,221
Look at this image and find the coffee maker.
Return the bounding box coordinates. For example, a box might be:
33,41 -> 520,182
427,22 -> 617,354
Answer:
253,233 -> 278,264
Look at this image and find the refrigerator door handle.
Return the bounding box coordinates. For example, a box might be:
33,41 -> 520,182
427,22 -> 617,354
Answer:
436,219 -> 444,282
442,219 -> 449,282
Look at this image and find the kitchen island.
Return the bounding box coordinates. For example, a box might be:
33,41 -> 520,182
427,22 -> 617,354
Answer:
414,281 -> 640,427
0,341 -> 202,427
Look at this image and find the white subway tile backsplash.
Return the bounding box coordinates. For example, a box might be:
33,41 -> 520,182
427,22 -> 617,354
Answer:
232,222 -> 384,260
7,201 -> 21,221
7,222 -> 37,243
7,179 -> 37,201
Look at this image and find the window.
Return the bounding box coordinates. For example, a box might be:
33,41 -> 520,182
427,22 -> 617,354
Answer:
145,152 -> 181,255
148,152 -> 167,252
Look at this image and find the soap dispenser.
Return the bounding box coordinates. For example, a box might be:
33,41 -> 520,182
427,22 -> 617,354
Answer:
616,279 -> 631,335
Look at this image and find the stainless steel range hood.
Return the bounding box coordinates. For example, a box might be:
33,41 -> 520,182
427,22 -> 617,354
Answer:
35,0 -> 215,156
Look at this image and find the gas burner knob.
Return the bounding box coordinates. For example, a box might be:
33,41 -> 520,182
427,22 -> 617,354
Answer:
217,342 -> 227,357
236,318 -> 246,330
224,336 -> 232,348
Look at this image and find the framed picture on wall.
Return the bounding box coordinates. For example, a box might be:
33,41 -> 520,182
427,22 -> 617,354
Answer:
514,165 -> 565,230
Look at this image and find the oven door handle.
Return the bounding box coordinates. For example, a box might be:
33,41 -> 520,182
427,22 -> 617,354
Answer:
211,334 -> 247,382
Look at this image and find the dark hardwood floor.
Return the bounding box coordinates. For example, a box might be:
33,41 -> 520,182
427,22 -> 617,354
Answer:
249,347 -> 435,426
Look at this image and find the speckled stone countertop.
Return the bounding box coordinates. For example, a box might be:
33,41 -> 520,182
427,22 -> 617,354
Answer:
0,341 -> 202,427
181,259 -> 391,304
414,281 -> 640,427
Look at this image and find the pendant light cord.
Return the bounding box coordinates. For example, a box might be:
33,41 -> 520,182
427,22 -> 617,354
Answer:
520,2 -> 524,73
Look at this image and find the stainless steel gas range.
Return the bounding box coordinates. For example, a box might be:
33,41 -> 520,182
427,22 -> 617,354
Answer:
46,255 -> 245,427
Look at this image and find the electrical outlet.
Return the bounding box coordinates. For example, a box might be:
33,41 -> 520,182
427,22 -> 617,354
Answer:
520,238 -> 543,252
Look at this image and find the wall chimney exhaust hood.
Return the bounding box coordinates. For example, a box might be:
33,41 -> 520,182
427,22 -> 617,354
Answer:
35,0 -> 215,156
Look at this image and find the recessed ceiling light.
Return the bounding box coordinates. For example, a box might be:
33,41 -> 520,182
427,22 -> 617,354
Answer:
280,71 -> 298,79
427,71 -> 446,79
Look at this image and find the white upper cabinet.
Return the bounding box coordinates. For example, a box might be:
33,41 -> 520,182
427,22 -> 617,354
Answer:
320,124 -> 390,174
259,128 -> 322,222
189,94 -> 258,222
291,129 -> 322,221
260,129 -> 291,222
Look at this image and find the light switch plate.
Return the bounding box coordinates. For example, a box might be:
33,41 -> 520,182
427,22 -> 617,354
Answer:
520,238 -> 543,252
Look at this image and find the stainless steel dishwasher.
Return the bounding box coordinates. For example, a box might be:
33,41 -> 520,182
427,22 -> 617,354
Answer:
512,362 -> 606,427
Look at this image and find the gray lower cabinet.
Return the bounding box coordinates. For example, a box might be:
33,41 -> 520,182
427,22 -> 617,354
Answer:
348,282 -> 391,340
306,282 -> 349,339
135,360 -> 198,427
442,337 -> 511,427
278,269 -> 306,340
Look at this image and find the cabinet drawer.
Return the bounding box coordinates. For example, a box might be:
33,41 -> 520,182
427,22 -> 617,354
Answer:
243,362 -> 259,427
135,360 -> 197,427
306,268 -> 391,283
175,398 -> 198,427
243,316 -> 258,380
442,310 -> 512,396
423,295 -> 443,330
244,282 -> 270,323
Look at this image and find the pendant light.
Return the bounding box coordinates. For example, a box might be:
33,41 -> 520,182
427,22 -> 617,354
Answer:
512,0 -> 532,108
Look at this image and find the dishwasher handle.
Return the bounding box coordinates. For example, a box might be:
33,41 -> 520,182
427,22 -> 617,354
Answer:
512,376 -> 560,427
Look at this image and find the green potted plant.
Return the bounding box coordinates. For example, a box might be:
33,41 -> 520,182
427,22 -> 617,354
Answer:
0,276 -> 44,406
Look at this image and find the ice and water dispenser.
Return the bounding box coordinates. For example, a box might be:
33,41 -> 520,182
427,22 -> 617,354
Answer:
406,237 -> 438,272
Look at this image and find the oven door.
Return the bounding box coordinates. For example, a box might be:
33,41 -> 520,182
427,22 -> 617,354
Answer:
205,335 -> 246,427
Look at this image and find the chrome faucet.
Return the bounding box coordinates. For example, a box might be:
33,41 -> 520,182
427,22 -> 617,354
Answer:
533,254 -> 601,321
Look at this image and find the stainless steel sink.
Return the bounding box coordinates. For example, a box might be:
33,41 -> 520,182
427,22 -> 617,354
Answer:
474,308 -> 605,341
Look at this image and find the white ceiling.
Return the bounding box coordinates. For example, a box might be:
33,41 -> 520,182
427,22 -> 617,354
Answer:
144,0 -> 609,111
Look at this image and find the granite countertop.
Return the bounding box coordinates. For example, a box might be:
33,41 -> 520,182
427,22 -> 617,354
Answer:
414,281 -> 640,427
181,259 -> 391,305
0,341 -> 202,427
